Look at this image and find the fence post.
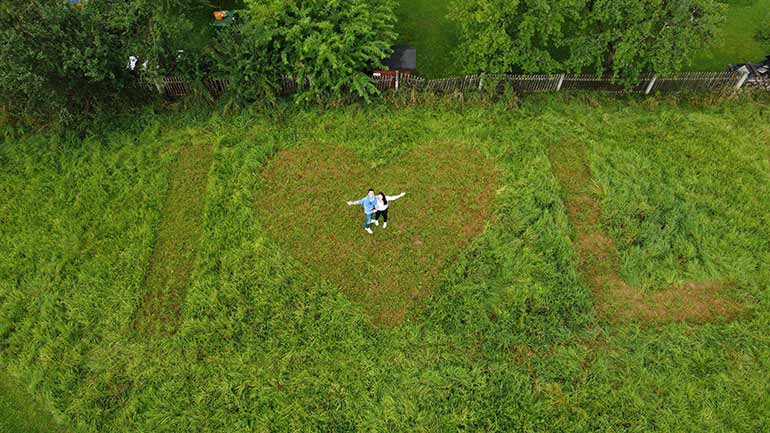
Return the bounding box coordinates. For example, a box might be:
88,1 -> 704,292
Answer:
396,70 -> 400,90
479,74 -> 484,91
556,74 -> 565,92
735,69 -> 750,90
645,75 -> 657,95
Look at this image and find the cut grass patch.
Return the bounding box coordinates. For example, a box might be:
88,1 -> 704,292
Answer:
0,370 -> 67,433
134,136 -> 214,335
255,142 -> 498,326
548,139 -> 744,324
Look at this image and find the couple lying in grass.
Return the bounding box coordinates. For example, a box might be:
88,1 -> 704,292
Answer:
347,188 -> 406,234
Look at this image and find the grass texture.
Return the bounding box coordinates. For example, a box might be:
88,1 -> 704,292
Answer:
0,369 -> 67,433
394,0 -> 461,78
691,0 -> 770,70
135,134 -> 214,335
548,134 -> 744,323
1,95 -> 770,432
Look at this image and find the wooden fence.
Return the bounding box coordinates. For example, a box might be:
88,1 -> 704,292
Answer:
152,71 -> 748,99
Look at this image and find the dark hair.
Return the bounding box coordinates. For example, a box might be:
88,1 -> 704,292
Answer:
378,191 -> 387,205
368,188 -> 375,193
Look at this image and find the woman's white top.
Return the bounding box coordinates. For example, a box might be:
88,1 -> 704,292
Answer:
376,194 -> 404,211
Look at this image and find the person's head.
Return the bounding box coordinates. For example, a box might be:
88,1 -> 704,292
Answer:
368,188 -> 375,199
378,192 -> 387,205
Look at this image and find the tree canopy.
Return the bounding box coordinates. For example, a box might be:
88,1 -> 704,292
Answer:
0,0 -> 199,124
214,0 -> 397,105
450,0 -> 726,81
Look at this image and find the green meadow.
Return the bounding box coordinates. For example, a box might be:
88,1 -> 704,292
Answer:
691,0 -> 770,70
2,95 -> 770,432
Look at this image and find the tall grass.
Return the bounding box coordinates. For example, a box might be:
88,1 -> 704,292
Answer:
1,95 -> 769,432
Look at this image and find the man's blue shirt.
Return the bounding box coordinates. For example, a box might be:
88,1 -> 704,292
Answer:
356,196 -> 377,214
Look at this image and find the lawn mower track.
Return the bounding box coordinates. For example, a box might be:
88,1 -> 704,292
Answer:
255,143 -> 499,326
135,139 -> 214,335
548,140 -> 744,324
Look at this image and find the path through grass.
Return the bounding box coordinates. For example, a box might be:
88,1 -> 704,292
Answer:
548,139 -> 744,323
135,134 -> 214,335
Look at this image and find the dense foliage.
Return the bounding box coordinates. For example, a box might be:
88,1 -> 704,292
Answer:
450,0 -> 726,81
2,96 -> 770,432
0,1 -> 206,125
573,0 -> 725,80
0,1 -> 145,123
213,0 -> 397,105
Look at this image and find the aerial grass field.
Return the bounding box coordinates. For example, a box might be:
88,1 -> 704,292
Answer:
691,0 -> 770,70
2,94 -> 770,432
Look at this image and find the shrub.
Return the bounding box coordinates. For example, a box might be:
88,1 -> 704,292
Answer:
0,1 -> 204,125
214,0 -> 398,105
0,2 -> 145,124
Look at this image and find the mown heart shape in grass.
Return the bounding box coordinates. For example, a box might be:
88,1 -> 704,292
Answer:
256,142 -> 499,326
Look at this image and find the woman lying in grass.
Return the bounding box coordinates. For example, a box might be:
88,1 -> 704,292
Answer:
372,191 -> 406,229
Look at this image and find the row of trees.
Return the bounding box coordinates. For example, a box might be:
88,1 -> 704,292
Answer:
0,0 -> 397,123
1,0 -> 733,124
449,0 -> 726,82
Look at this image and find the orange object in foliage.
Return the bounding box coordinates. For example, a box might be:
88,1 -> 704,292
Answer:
213,11 -> 228,21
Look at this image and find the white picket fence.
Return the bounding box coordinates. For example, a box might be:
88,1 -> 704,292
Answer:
152,70 -> 749,98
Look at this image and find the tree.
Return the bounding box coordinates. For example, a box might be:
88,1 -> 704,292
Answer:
449,0 -> 582,74
570,0 -> 725,82
214,0 -> 398,105
449,0 -> 725,82
0,1 -> 202,125
0,1 -> 141,123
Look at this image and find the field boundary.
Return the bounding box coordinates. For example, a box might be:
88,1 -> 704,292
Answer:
150,70 -> 750,98
547,141 -> 745,324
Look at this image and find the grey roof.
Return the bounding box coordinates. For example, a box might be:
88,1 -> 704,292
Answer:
383,46 -> 416,71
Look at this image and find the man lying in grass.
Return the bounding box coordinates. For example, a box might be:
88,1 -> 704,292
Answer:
347,188 -> 378,234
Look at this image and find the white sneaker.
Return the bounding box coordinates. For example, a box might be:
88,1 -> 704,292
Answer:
383,222 -> 387,228
365,228 -> 373,234
372,220 -> 379,226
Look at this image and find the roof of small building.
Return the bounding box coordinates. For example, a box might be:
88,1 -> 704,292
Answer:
383,46 -> 416,71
